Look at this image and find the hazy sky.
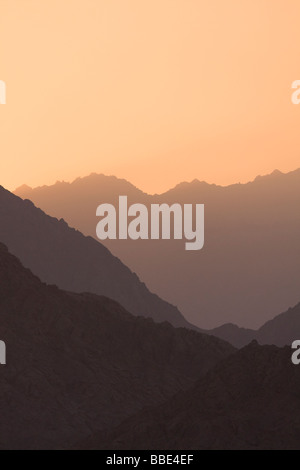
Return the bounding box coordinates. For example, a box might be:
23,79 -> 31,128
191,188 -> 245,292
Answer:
0,0 -> 299,193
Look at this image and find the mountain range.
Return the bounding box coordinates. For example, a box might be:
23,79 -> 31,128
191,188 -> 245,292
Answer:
201,302 -> 300,348
0,185 -> 193,330
1,179 -> 299,449
0,241 -> 234,449
79,341 -> 300,450
15,168 -> 300,329
2,183 -> 299,349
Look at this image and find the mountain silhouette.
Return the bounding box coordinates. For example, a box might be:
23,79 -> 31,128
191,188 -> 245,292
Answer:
202,302 -> 300,348
79,341 -> 300,450
201,323 -> 256,348
15,169 -> 300,329
256,302 -> 300,346
0,242 -> 234,449
0,185 -> 194,329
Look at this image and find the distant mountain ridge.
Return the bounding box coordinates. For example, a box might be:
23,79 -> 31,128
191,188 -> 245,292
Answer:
202,301 -> 300,348
16,168 -> 294,196
0,185 -> 194,330
15,168 -> 300,329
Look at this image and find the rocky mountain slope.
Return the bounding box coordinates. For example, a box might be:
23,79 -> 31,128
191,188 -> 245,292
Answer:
0,185 -> 194,329
15,169 -> 300,329
203,302 -> 300,348
80,341 -> 300,450
0,243 -> 234,449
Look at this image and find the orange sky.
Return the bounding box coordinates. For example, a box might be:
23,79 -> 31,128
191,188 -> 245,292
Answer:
0,0 -> 299,194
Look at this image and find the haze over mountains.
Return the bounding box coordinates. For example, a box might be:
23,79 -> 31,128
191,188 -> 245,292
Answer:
80,341 -> 300,450
0,242 -> 234,449
0,186 -> 194,330
2,184 -> 299,349
1,180 -> 299,449
16,168 -> 300,329
201,302 -> 300,348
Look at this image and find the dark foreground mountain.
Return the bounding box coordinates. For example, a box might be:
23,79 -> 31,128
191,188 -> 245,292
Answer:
203,302 -> 300,348
0,185 -> 194,329
0,243 -> 234,449
80,341 -> 300,450
16,169 -> 300,329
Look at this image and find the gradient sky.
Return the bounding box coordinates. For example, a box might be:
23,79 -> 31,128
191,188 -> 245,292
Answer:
0,0 -> 299,193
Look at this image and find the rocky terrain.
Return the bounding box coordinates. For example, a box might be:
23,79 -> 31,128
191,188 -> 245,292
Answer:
0,242 -> 233,449
0,185 -> 194,329
15,169 -> 300,329
202,302 -> 300,348
80,341 -> 300,450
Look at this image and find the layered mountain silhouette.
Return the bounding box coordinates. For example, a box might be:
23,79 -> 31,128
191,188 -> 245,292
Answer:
202,302 -> 300,348
0,242 -> 234,449
79,341 -> 300,450
15,169 -> 300,329
202,324 -> 256,349
0,185 -> 194,329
